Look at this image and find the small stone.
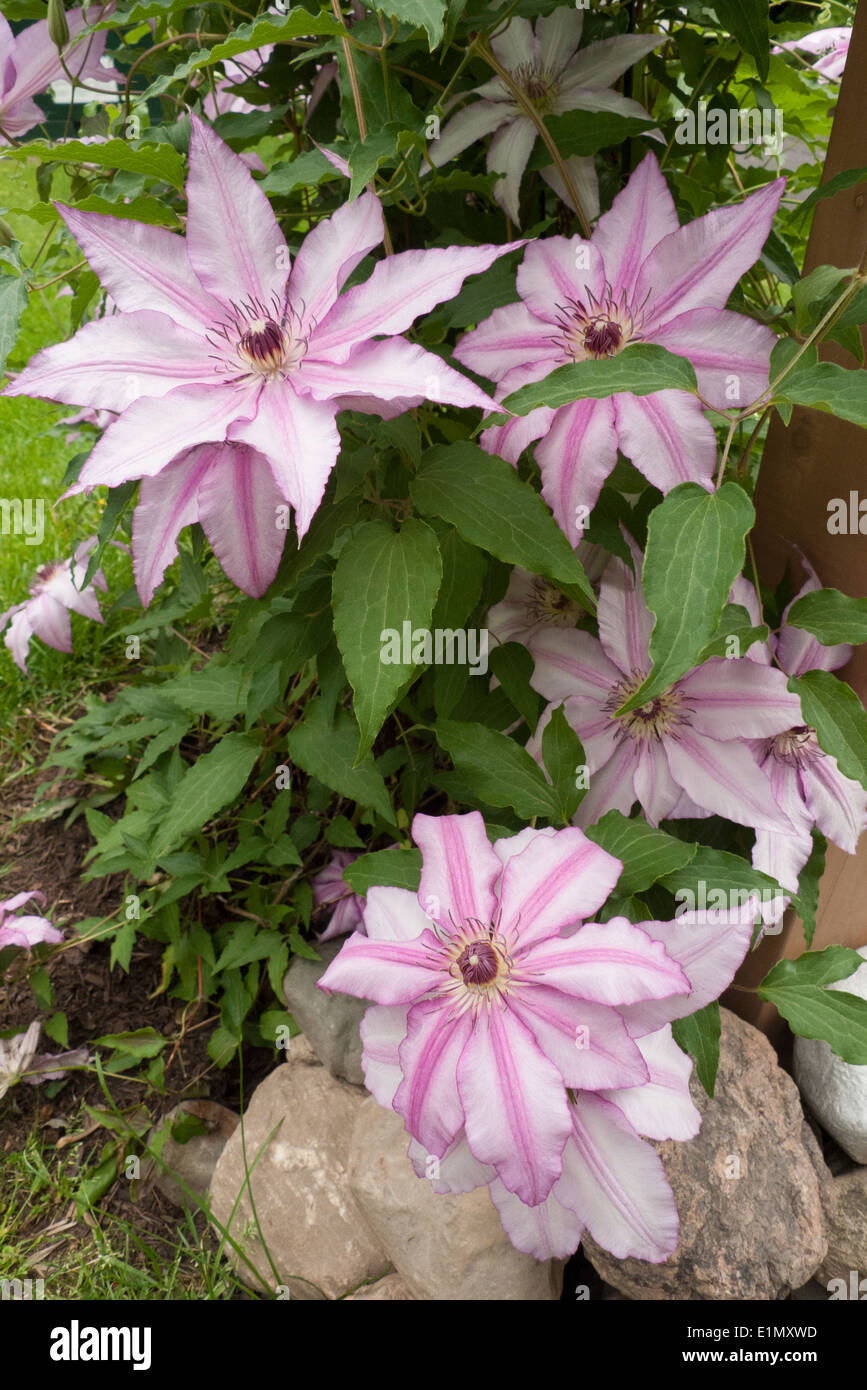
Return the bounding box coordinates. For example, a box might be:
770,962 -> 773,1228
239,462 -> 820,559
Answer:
794,945 -> 867,1164
208,1037 -> 388,1299
582,1009 -> 832,1300
817,1168 -> 867,1291
282,941 -> 370,1086
344,1273 -> 415,1301
149,1100 -> 239,1209
348,1096 -> 563,1301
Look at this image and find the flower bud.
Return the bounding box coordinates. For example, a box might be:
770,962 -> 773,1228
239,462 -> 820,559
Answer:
47,0 -> 70,51
0,218 -> 14,248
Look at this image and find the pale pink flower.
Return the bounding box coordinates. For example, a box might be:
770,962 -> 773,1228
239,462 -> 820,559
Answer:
0,6 -> 117,142
0,1021 -> 90,1101
0,891 -> 62,951
0,537 -> 107,673
312,850 -> 365,942
487,553 -> 604,648
774,26 -> 851,80
455,152 -> 783,535
319,811 -> 754,1260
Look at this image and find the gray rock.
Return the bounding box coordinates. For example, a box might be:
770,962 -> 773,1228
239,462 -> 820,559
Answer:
149,1100 -> 239,1209
282,940 -> 370,1086
794,945 -> 867,1164
208,1037 -> 388,1299
344,1273 -> 415,1301
348,1096 -> 563,1301
817,1168 -> 867,1292
582,1009 -> 832,1300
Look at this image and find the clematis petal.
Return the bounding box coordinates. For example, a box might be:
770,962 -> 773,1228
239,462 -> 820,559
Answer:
665,728 -> 795,832
362,885 -> 433,942
563,1092 -> 679,1262
413,811 -> 500,932
509,988 -> 649,1090
573,737 -> 639,826
457,1005 -> 572,1206
679,658 -> 804,738
802,755 -> 867,854
287,190 -> 384,336
299,337 -> 496,411
613,389 -> 717,494
480,404 -> 554,465
2,608 -> 33,672
497,826 -> 622,949
424,100 -> 512,172
228,384 -> 339,540
487,116 -> 537,225
602,1023 -> 701,1141
311,240 -> 525,360
519,917 -> 690,1006
489,1174 -> 583,1261
752,825 -> 812,901
515,235 -> 606,324
637,177 -> 785,328
198,443 -> 285,597
394,1000 -> 473,1157
453,301 -> 559,383
317,931 -> 440,1005
186,114 -> 289,310
591,150 -> 678,300
537,395 -> 620,534
28,593 -> 72,653
633,740 -> 683,825
540,155 -> 600,224
132,447 -> 213,606
4,309 -> 214,413
651,307 -> 775,410
55,203 -> 224,333
530,626 -> 622,704
359,1004 -> 408,1107
489,15 -> 535,70
620,907 -> 755,1038
538,6 -> 584,70
69,382 -> 258,495
597,540 -> 652,674
564,33 -> 667,92
410,1131 -> 496,1195
0,916 -> 63,949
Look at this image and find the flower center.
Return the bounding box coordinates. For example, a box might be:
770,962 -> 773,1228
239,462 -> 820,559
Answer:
207,295 -> 309,383
512,61 -> 560,113
552,284 -> 647,363
604,669 -> 690,742
440,928 -> 513,1015
238,317 -> 287,373
525,577 -> 582,628
456,940 -> 500,985
766,725 -> 822,767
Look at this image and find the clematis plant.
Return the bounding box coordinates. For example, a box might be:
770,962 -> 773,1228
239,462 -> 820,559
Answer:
312,850 -> 366,942
527,539 -> 804,832
0,891 -> 62,952
455,152 -> 782,534
0,537 -> 107,673
5,116 -> 520,602
0,1020 -> 90,1102
773,26 -> 851,80
0,6 -> 116,142
319,811 -> 754,1261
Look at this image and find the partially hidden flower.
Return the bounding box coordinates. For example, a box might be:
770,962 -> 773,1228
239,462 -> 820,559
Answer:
0,6 -> 116,142
527,538 -> 803,832
750,561 -> 867,917
312,850 -> 365,942
487,556 -> 602,648
0,891 -> 62,950
0,1020 -> 90,1102
423,9 -> 664,224
5,116 -> 521,602
0,537 -> 107,673
318,811 -> 754,1261
773,26 -> 851,81
454,152 -> 783,534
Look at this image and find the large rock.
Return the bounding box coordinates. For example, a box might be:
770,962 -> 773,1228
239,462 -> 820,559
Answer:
344,1273 -> 415,1301
817,1169 -> 867,1291
282,940 -> 369,1086
208,1037 -> 388,1299
348,1096 -> 563,1301
149,1100 -> 239,1209
582,1009 -> 832,1300
794,945 -> 867,1163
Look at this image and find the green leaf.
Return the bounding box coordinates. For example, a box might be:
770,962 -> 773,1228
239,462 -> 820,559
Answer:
697,603 -> 768,661
372,0 -> 446,48
79,481 -> 137,590
501,345 -> 697,416
489,642 -> 541,733
672,1002 -> 721,1096
788,670 -> 867,788
0,273 -> 28,375
714,0 -> 769,80
333,518 -> 442,760
286,700 -> 394,824
346,125 -> 405,199
617,482 -> 755,714
151,733 -> 260,859
342,847 -> 423,894
798,166 -> 867,216
411,443 -> 595,609
430,528 -> 487,630
44,1013 -> 70,1049
778,358 -> 867,431
8,195 -> 180,228
325,815 -> 365,850
540,109 -> 658,159
585,811 -> 697,896
658,844 -> 786,919
161,664 -> 251,721
3,139 -> 185,189
786,587 -> 867,646
94,1027 -> 166,1059
796,831 -> 826,950
541,704 -> 586,823
436,719 -> 561,820
758,947 -> 867,1063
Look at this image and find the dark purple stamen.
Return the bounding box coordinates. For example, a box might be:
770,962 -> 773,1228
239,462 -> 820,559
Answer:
457,940 -> 499,986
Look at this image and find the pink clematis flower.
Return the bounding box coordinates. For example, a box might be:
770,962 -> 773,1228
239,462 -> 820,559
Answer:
0,537 -> 107,673
750,563 -> 867,918
422,9 -> 663,224
0,6 -> 116,142
0,891 -> 62,951
319,811 -> 755,1261
527,540 -> 803,833
312,850 -> 366,942
454,152 -> 783,535
773,26 -> 851,81
5,117 -> 520,600
487,555 -> 603,648
0,1020 -> 90,1101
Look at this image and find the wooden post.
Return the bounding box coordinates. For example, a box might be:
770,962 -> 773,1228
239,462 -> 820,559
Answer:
723,6 -> 867,1046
